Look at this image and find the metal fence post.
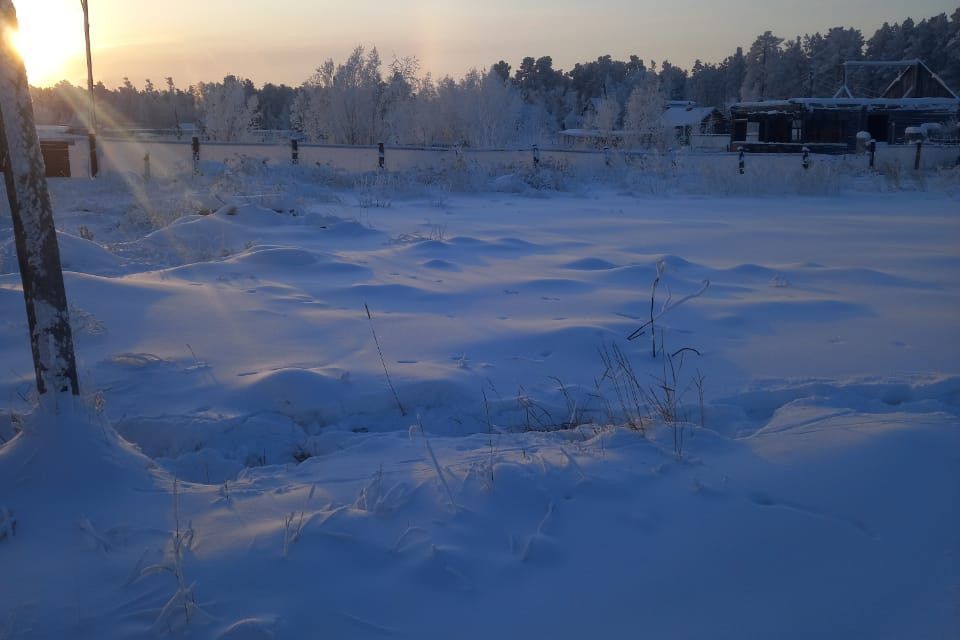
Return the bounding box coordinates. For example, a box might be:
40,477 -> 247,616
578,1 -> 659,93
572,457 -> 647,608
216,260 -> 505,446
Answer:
291,138 -> 299,165
914,140 -> 922,171
869,139 -> 876,169
143,152 -> 150,181
192,135 -> 200,175
378,142 -> 385,169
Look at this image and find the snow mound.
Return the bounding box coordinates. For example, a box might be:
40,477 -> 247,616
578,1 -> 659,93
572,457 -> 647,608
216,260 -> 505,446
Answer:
0,231 -> 123,276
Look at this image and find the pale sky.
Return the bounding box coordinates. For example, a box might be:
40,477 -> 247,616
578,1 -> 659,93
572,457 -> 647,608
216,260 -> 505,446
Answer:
12,0 -> 958,89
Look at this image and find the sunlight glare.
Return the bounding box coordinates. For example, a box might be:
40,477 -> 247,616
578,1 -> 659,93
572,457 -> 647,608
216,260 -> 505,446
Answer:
9,1 -> 84,86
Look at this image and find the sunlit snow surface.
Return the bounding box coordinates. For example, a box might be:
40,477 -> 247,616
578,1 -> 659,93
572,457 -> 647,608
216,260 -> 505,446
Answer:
0,165 -> 957,638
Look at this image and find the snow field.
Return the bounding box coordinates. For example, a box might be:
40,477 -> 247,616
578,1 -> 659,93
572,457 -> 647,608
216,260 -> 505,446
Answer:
0,163 -> 958,638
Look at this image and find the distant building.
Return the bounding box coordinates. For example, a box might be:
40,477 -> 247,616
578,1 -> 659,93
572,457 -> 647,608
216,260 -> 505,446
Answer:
660,101 -> 728,148
661,101 -> 726,137
729,60 -> 960,152
559,101 -> 728,149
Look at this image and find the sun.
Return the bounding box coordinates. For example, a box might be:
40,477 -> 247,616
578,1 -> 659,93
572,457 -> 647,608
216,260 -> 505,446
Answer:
8,1 -> 85,86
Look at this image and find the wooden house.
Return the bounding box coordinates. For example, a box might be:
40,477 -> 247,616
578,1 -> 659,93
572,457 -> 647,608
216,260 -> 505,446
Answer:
729,60 -> 960,153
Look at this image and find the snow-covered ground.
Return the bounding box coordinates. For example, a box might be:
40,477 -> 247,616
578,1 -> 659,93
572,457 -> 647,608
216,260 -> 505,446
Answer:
1,163 -> 958,638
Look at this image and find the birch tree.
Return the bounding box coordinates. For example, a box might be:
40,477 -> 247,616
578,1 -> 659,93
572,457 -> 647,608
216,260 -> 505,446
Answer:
0,0 -> 79,397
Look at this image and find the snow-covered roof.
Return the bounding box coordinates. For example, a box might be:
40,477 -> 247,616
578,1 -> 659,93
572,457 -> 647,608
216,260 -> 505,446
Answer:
661,106 -> 717,128
35,125 -> 78,142
732,97 -> 960,112
731,100 -> 795,109
791,97 -> 959,110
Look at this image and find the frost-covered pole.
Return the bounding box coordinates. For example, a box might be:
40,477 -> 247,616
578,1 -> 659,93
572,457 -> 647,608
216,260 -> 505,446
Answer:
0,0 -> 80,396
80,0 -> 98,177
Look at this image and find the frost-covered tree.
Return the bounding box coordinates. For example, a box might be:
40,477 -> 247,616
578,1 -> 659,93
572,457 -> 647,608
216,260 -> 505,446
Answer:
402,74 -> 442,146
380,56 -> 419,144
586,96 -> 621,138
471,70 -> 524,147
194,75 -> 258,141
741,32 -> 784,101
426,69 -> 524,147
312,46 -> 384,145
624,73 -> 666,148
513,55 -> 569,132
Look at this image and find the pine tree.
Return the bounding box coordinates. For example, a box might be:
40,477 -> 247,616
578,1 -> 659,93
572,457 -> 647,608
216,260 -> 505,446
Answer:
768,36 -> 810,98
741,32 -> 784,100
805,27 -> 863,96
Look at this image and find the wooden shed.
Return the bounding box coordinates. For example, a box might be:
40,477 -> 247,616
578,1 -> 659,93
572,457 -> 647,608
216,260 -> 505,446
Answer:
2,126 -> 77,177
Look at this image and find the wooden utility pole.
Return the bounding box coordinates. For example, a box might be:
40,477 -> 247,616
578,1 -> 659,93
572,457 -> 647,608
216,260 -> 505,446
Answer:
0,0 -> 81,396
80,0 -> 98,177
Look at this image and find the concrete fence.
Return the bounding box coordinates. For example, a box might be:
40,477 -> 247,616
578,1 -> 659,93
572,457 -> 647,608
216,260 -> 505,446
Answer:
59,136 -> 960,180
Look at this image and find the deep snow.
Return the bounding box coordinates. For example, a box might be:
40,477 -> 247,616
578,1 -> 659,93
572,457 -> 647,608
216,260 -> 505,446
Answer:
0,163 -> 958,638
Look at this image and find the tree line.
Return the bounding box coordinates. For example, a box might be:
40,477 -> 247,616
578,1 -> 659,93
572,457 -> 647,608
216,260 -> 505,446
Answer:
30,8 -> 960,147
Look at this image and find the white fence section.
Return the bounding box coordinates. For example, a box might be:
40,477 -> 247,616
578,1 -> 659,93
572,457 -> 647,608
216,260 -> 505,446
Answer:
67,137 -> 960,180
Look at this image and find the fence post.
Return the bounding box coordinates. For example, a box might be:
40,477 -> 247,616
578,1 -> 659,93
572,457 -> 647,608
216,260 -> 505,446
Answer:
602,146 -> 611,167
143,152 -> 150,181
869,139 -> 876,169
533,144 -> 540,168
291,138 -> 299,165
914,140 -> 922,171
378,142 -> 385,169
0,0 -> 80,397
738,146 -> 745,174
802,146 -> 810,170
191,135 -> 200,175
88,132 -> 98,178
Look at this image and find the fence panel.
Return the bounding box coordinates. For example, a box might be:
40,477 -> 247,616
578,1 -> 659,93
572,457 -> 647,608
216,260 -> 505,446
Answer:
86,137 -> 960,180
